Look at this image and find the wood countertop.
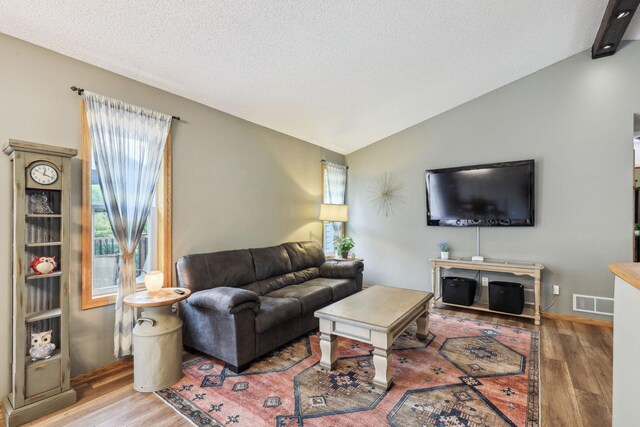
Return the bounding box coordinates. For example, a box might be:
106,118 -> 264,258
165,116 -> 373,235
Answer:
609,263 -> 640,291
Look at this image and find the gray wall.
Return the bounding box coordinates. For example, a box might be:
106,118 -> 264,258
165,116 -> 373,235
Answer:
0,34 -> 343,395
347,42 -> 640,320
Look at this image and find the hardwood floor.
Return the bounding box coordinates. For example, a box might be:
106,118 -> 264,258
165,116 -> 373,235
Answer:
4,306 -> 613,426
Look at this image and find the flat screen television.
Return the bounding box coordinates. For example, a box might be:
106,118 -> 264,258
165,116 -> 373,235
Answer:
425,159 -> 535,226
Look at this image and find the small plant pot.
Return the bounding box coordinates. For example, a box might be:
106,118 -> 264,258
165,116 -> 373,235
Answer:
341,251 -> 350,259
441,251 -> 449,260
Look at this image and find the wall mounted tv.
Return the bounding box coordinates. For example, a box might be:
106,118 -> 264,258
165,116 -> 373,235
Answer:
425,159 -> 535,227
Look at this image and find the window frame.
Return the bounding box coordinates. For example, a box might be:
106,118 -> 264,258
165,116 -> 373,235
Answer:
80,101 -> 172,310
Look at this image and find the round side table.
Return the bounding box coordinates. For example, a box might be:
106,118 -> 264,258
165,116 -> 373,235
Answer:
124,288 -> 191,392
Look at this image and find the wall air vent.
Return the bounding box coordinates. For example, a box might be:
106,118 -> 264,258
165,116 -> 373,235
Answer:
573,294 -> 614,316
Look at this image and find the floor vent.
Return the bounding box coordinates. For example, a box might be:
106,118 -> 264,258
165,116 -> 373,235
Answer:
573,294 -> 614,316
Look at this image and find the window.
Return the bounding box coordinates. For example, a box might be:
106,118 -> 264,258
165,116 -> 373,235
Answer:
322,178 -> 341,253
322,161 -> 347,254
81,102 -> 172,309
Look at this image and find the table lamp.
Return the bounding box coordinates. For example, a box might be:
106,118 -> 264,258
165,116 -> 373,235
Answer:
144,270 -> 164,293
319,204 -> 349,223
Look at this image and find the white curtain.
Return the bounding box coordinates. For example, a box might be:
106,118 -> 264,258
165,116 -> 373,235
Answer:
83,91 -> 172,358
324,162 -> 347,250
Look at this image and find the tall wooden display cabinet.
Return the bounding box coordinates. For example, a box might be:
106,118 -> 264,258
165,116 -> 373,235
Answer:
2,140 -> 77,426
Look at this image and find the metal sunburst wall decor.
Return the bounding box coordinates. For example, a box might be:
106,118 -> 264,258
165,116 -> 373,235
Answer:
369,173 -> 405,217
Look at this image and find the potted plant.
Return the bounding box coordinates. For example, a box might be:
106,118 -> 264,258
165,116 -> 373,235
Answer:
334,236 -> 355,259
439,241 -> 450,260
635,224 -> 640,237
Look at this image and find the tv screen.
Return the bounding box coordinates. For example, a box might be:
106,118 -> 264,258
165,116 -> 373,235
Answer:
426,160 -> 535,226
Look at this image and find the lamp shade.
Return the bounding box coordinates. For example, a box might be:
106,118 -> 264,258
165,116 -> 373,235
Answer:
144,270 -> 164,293
319,204 -> 349,222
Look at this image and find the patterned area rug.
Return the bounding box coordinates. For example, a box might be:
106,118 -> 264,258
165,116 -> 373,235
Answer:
156,312 -> 539,426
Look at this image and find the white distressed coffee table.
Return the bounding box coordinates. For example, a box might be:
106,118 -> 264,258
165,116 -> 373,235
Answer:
314,285 -> 434,390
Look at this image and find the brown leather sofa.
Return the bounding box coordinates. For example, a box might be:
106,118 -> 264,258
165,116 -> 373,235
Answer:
176,241 -> 364,372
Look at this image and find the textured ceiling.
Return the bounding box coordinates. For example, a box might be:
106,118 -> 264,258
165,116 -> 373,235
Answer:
2,1 -> 640,154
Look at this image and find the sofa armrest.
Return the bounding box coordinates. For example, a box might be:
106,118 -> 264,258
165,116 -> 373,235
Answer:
319,260 -> 364,279
187,287 -> 260,314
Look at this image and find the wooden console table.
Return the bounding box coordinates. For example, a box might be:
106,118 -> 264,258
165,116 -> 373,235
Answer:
430,258 -> 544,325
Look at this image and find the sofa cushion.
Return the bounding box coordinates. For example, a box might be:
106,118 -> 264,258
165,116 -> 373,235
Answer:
176,249 -> 256,292
259,272 -> 297,295
266,284 -> 332,313
293,267 -> 320,284
255,297 -> 301,333
281,242 -> 325,271
305,277 -> 357,301
250,245 -> 293,280
239,281 -> 263,296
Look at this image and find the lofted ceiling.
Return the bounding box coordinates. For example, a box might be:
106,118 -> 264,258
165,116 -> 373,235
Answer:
1,1 -> 640,154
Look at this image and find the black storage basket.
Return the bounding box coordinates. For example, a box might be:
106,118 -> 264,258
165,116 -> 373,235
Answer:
442,277 -> 477,306
488,281 -> 525,314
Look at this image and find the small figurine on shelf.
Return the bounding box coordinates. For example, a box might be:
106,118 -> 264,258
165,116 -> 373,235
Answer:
29,192 -> 54,214
29,330 -> 56,361
29,256 -> 57,275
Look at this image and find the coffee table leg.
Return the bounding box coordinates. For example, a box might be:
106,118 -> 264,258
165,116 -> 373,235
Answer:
372,347 -> 393,390
416,302 -> 430,341
319,319 -> 337,370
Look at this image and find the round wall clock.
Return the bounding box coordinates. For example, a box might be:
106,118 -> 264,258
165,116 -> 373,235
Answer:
30,164 -> 58,185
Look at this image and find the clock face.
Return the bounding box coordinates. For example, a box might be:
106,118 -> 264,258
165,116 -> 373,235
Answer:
30,164 -> 58,185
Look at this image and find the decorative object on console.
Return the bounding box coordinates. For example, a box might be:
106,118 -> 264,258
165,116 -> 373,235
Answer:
29,256 -> 57,275
29,192 -> 54,214
29,330 -> 56,361
144,270 -> 164,293
369,172 -> 404,217
438,241 -> 450,259
334,236 -> 355,259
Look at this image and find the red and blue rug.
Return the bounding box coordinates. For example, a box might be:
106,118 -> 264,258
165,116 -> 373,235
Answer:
157,312 -> 539,426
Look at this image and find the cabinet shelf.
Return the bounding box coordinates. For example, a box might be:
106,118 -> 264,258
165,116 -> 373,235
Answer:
26,272 -> 62,281
25,308 -> 62,323
434,298 -> 536,319
25,242 -> 62,248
